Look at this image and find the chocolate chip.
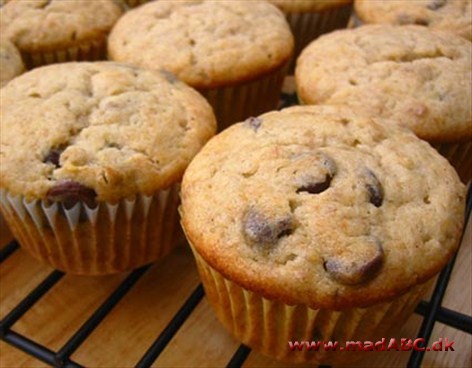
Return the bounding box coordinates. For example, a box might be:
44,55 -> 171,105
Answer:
43,146 -> 67,168
47,180 -> 97,209
365,169 -> 383,207
296,153 -> 336,195
297,175 -> 332,194
243,209 -> 293,247
245,117 -> 263,131
427,0 -> 447,10
160,69 -> 178,84
414,18 -> 430,26
324,239 -> 384,285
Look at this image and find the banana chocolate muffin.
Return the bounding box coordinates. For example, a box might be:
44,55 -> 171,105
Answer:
296,25 -> 472,182
1,0 -> 123,68
108,0 -> 294,129
353,0 -> 472,40
0,61 -> 216,274
180,105 -> 466,364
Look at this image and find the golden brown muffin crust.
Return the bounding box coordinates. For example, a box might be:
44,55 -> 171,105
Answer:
181,106 -> 465,310
0,62 -> 216,202
1,0 -> 123,53
355,0 -> 472,41
108,0 -> 294,89
0,38 -> 24,87
296,25 -> 472,143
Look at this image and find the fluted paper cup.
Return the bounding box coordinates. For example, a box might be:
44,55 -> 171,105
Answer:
190,243 -> 433,365
199,63 -> 289,131
21,37 -> 107,69
0,185 -> 180,274
287,3 -> 352,72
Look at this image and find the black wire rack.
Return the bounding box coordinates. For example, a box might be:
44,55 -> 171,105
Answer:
1,93 -> 471,368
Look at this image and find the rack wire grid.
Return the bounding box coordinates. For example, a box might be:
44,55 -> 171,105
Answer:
1,92 -> 471,368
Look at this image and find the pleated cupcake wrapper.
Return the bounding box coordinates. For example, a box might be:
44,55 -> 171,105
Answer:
190,245 -> 432,365
433,141 -> 472,184
286,3 -> 353,72
0,185 -> 180,275
199,63 -> 289,131
21,36 -> 107,69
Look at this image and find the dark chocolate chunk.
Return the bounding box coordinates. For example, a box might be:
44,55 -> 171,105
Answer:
297,175 -> 332,194
427,0 -> 447,10
296,153 -> 336,195
365,169 -> 384,207
43,145 -> 67,168
245,117 -> 263,131
243,209 -> 293,247
47,180 -> 97,209
324,240 -> 384,285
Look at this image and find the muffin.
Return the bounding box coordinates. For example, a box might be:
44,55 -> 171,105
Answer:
353,0 -> 472,40
0,0 -> 123,68
296,25 -> 472,183
268,0 -> 353,71
0,38 -> 24,87
180,105 -> 466,365
108,0 -> 294,130
0,62 -> 216,274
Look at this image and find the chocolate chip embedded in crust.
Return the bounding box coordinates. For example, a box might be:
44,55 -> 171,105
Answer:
245,117 -> 263,131
324,239 -> 384,285
365,169 -> 384,207
43,146 -> 67,168
427,0 -> 447,10
47,180 -> 97,209
296,153 -> 336,195
297,175 -> 332,194
242,209 -> 293,247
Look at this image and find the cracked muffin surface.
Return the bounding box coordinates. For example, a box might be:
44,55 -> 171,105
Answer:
296,25 -> 472,143
0,62 -> 216,202
107,0 -> 293,89
181,106 -> 465,309
354,0 -> 472,41
1,0 -> 122,53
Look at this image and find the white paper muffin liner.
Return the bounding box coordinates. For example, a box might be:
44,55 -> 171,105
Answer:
0,185 -> 180,274
190,244 -> 433,365
287,3 -> 353,72
21,37 -> 108,69
199,63 -> 289,131
433,141 -> 472,184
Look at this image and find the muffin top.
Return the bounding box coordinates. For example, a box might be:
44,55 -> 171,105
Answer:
0,62 -> 216,203
355,0 -> 472,41
181,106 -> 465,309
1,0 -> 122,53
268,0 -> 352,13
0,38 -> 24,87
296,25 -> 472,143
108,0 -> 294,89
